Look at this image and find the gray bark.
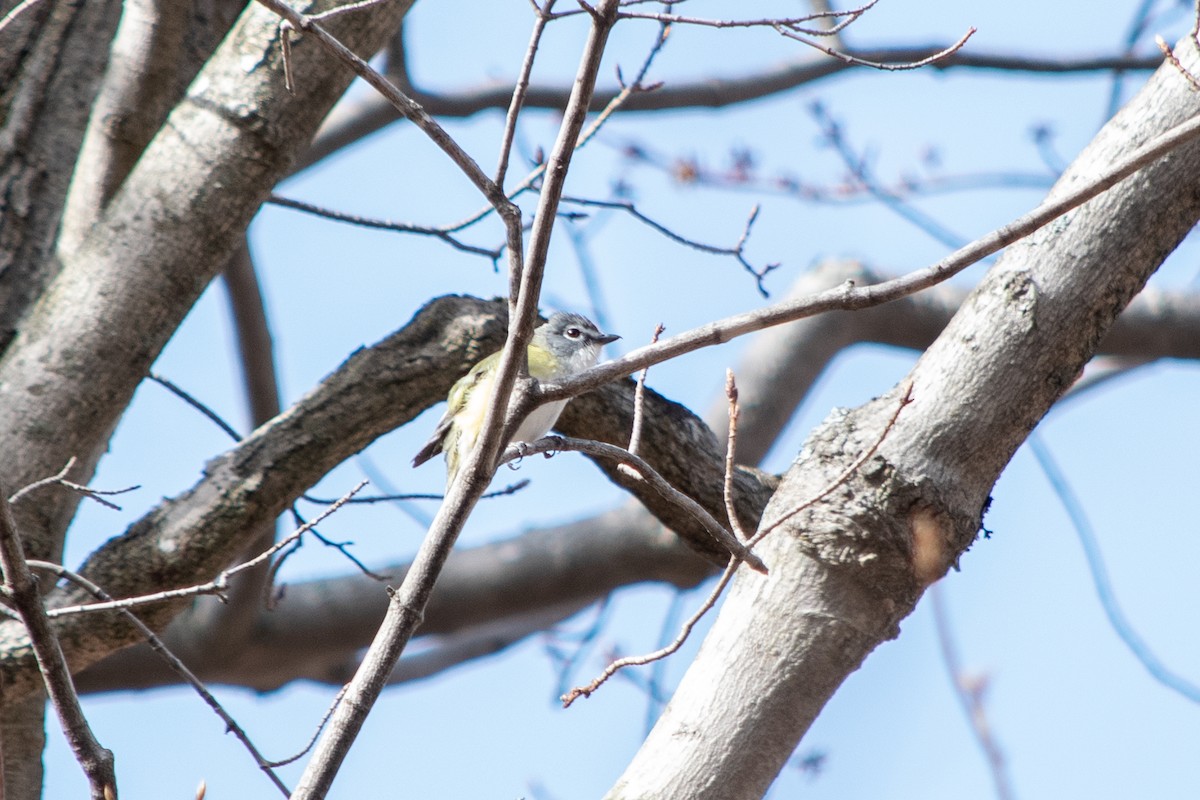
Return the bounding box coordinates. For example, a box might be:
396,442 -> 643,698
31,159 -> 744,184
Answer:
604,34 -> 1200,800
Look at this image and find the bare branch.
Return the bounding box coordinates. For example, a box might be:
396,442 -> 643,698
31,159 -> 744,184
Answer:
26,560 -> 292,796
562,556 -> 738,707
495,0 -> 557,188
291,3 -> 623,794
624,322 -> 664,462
1028,434 -> 1200,704
45,483 -> 367,619
305,48 -> 1161,170
252,0 -> 519,226
560,196 -> 776,295
0,489 -> 115,799
776,24 -> 977,71
722,370 -> 748,542
931,584 -> 1015,800
265,194 -> 504,263
539,108 -> 1200,405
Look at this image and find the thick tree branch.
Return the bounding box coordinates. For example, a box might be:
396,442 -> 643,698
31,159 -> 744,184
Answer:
304,48 -> 1162,170
706,259 -> 1200,465
73,505 -> 710,693
57,0 -> 190,255
606,33 -> 1200,799
0,0 -> 418,565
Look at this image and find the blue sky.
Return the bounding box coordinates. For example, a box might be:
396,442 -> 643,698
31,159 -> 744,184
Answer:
45,1 -> 1200,797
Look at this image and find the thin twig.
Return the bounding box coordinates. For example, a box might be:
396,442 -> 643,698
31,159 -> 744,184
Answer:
149,373 -> 243,442
722,370 -> 749,541
253,0 -> 517,221
441,6 -> 671,236
931,584 -> 1015,800
560,195 -> 776,295
301,479 -> 531,505
496,0 -> 557,188
8,458 -> 139,511
562,555 -> 738,706
623,323 -> 664,467
266,194 -> 504,264
46,482 -> 368,618
777,24 -> 977,71
263,685 -> 349,768
563,382 -> 913,705
7,458 -> 77,504
1156,34 -> 1200,91
1028,433 -> 1200,704
0,489 -> 116,799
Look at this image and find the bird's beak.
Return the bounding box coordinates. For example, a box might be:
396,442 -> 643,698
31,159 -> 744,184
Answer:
596,333 -> 620,345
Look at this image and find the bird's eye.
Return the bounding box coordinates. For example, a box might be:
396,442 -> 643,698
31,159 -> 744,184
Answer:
564,327 -> 582,339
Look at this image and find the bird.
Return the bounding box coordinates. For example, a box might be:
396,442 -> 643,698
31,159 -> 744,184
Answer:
412,312 -> 619,487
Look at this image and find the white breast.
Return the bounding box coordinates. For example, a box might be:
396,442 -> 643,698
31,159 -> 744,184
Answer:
510,398 -> 569,444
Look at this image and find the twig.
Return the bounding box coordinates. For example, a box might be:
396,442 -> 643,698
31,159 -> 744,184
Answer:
266,194 -> 504,264
441,5 -> 671,236
609,1 -> 882,30
293,507 -> 391,582
149,373 -> 243,442
0,489 -> 116,800
559,195 -> 776,296
290,4 -> 622,796
301,479 -> 531,505
8,459 -> 78,505
26,560 -> 292,796
496,0 -> 557,188
776,25 -> 977,72
623,323 -> 664,466
722,370 -> 749,541
1028,433 -> 1200,704
562,555 -> 739,707
1156,34 -> 1200,91
46,482 -> 369,618
931,584 -> 1015,800
8,457 -> 138,512
263,685 -> 349,768
253,0 -> 519,225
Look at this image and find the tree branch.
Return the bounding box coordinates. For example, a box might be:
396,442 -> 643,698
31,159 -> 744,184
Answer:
605,34 -> 1200,799
304,48 -> 1162,170
0,489 -> 114,799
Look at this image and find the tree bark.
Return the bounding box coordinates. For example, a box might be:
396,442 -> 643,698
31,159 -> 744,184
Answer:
605,33 -> 1200,800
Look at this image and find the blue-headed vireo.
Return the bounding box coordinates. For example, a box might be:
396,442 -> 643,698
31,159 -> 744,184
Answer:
412,312 -> 619,486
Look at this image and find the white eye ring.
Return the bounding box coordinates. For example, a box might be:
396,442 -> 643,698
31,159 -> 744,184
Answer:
564,327 -> 582,339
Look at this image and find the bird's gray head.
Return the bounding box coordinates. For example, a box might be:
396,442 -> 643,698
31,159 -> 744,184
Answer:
533,312 -> 620,376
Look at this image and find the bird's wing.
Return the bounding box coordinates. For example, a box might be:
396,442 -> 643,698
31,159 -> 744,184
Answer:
411,354 -> 495,467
